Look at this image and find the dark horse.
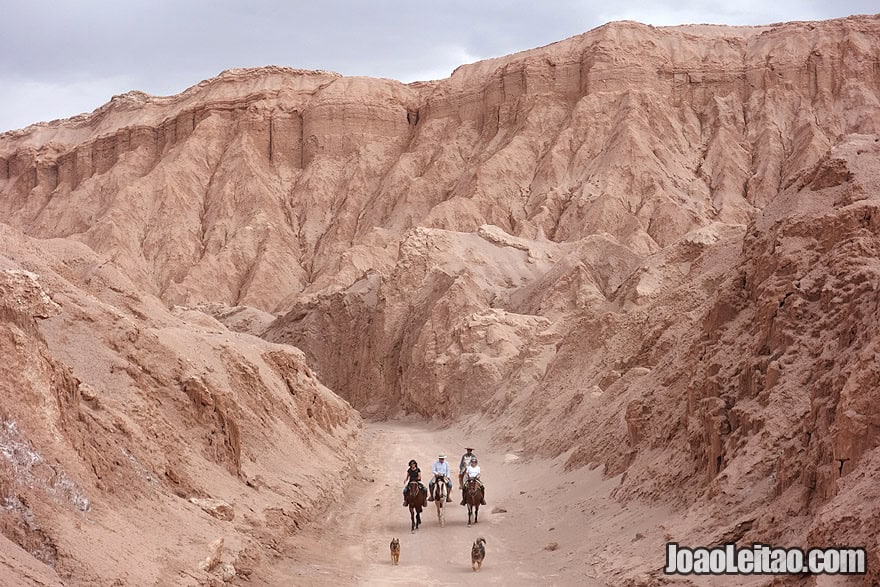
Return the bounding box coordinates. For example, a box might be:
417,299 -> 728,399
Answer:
405,480 -> 426,531
464,478 -> 484,526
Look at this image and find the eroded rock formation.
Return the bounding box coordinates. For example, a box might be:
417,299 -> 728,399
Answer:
1,13 -> 880,585
0,226 -> 360,584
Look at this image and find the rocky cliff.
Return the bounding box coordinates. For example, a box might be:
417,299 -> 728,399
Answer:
2,18 -> 878,312
2,13 -> 880,585
0,227 -> 361,584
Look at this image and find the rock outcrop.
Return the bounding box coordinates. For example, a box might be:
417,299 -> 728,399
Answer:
2,17 -> 878,313
0,225 -> 361,585
1,13 -> 880,586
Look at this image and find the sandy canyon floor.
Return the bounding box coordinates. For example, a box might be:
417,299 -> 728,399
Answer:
273,421 -> 773,587
2,13 -> 879,586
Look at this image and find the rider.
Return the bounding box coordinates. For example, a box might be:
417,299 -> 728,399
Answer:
461,456 -> 487,506
428,454 -> 453,502
459,446 -> 476,491
402,459 -> 426,506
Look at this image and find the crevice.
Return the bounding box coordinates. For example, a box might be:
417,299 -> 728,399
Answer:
197,146 -> 229,263
268,114 -> 274,162
299,112 -> 305,169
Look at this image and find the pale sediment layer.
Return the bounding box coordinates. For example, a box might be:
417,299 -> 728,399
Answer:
1,14 -> 879,585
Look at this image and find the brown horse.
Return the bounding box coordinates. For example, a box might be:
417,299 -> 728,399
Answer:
464,478 -> 484,526
405,480 -> 426,532
431,475 -> 449,527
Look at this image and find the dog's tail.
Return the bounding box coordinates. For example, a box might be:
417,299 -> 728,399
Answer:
476,537 -> 486,546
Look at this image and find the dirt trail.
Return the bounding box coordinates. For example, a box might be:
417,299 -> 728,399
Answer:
264,421 -> 772,586
277,421 -> 613,586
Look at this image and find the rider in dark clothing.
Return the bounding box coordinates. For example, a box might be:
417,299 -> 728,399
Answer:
403,459 -> 425,506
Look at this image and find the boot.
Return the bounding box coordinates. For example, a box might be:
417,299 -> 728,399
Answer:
445,489 -> 452,503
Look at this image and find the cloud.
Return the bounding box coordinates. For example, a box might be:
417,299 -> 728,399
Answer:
0,1 -> 875,132
595,0 -> 875,26
0,75 -> 136,132
382,46 -> 485,84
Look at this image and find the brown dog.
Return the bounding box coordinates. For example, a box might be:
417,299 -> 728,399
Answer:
390,538 -> 400,565
471,537 -> 486,571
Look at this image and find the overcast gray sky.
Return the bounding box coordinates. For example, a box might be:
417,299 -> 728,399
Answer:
0,1 -> 875,132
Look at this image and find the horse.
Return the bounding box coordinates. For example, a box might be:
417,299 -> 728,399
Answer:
463,478 -> 484,526
405,480 -> 426,532
431,474 -> 449,527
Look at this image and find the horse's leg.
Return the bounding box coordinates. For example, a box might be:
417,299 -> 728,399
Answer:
410,507 -> 415,532
474,504 -> 479,524
467,504 -> 473,526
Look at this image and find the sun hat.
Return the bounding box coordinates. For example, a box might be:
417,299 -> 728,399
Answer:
438,454 -> 446,458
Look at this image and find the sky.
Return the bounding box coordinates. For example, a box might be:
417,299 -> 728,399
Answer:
0,1 -> 875,132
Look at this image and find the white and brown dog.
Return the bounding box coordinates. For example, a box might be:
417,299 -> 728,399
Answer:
390,537 -> 401,565
471,537 -> 486,571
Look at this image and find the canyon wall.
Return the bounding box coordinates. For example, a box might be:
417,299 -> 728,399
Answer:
0,226 -> 361,584
1,13 -> 880,584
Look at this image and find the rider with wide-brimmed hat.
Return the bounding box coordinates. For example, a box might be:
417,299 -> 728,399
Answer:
428,454 -> 453,502
459,446 -> 477,490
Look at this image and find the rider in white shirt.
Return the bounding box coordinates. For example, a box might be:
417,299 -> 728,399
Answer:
428,454 -> 453,502
460,456 -> 487,505
459,446 -> 476,491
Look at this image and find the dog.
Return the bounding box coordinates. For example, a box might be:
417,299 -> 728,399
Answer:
390,537 -> 400,565
471,537 -> 486,571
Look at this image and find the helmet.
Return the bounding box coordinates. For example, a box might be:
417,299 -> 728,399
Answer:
408,459 -> 417,466
470,457 -> 478,463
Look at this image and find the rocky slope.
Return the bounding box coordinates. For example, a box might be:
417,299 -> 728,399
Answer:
0,226 -> 361,585
2,17 -> 878,313
486,134 -> 880,583
1,13 -> 880,585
